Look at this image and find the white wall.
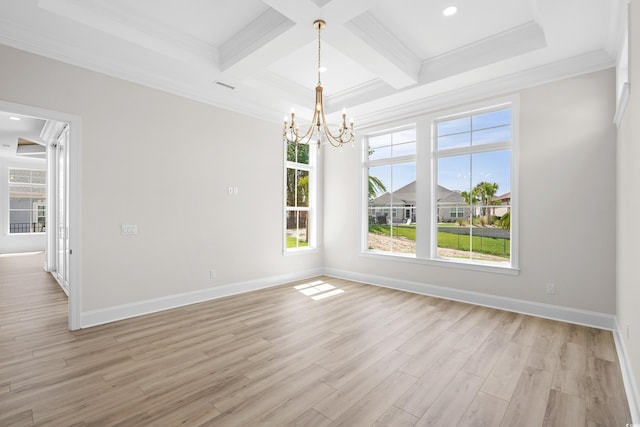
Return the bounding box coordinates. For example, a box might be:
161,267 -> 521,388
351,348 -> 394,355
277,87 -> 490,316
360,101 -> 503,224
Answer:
324,68 -> 617,316
0,44 -> 323,314
0,155 -> 46,253
617,0 -> 640,416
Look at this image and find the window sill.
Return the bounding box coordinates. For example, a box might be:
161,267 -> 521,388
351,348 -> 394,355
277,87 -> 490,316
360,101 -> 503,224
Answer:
284,247 -> 319,256
360,251 -> 520,276
8,232 -> 46,236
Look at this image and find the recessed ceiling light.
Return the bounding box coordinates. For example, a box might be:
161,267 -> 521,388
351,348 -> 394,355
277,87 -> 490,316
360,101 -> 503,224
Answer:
443,6 -> 457,16
9,116 -> 21,121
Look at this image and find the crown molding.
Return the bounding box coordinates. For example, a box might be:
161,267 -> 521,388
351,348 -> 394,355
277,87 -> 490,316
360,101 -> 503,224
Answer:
357,49 -> 615,128
419,21 -> 546,85
38,0 -> 219,67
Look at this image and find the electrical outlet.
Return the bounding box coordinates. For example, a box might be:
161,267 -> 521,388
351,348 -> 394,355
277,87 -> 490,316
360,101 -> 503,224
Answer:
545,283 -> 556,295
210,269 -> 217,280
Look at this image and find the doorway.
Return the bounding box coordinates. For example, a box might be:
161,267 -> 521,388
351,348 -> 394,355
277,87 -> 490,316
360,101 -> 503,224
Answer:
0,100 -> 80,330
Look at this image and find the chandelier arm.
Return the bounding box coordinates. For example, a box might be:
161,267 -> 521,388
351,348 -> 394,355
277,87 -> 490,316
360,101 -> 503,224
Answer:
322,123 -> 354,145
284,122 -> 314,144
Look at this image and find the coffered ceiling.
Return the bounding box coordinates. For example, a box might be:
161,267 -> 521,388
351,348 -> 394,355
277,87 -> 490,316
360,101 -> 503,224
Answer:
0,0 -> 625,127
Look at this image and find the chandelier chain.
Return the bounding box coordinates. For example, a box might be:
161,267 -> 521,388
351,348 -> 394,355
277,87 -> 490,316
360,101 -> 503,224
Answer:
317,22 -> 322,86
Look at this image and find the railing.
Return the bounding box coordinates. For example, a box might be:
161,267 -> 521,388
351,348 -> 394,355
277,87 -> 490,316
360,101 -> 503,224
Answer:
9,223 -> 45,233
368,206 -> 416,224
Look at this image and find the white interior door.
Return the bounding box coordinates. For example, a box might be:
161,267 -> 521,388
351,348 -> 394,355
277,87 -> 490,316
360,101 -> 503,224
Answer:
54,126 -> 69,294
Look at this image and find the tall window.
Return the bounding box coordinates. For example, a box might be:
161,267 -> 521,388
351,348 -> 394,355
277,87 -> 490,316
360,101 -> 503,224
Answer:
9,168 -> 46,234
365,127 -> 417,256
434,105 -> 512,266
363,97 -> 517,271
285,142 -> 315,251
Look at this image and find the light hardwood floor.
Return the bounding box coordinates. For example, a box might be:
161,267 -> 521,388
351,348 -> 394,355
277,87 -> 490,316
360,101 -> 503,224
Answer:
0,252 -> 632,426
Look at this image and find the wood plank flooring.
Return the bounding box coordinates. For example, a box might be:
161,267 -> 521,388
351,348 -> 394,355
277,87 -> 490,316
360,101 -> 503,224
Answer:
0,252 -> 632,426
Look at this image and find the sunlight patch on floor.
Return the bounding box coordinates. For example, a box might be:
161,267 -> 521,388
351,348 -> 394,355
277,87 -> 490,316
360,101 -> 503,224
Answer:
293,280 -> 345,301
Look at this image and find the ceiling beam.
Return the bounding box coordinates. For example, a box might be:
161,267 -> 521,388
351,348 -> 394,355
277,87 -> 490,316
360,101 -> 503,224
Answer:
218,8 -> 296,74
346,12 -> 420,89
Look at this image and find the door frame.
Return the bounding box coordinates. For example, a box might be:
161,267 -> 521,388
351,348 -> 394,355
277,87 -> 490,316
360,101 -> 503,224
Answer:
0,99 -> 81,330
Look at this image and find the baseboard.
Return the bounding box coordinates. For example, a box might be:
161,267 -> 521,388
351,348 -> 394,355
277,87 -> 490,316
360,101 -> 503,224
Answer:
80,268 -> 324,328
322,268 -> 616,330
614,318 -> 640,423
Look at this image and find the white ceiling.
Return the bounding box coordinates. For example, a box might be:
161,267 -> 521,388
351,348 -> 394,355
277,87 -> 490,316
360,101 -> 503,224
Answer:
0,0 -> 626,128
0,111 -> 46,159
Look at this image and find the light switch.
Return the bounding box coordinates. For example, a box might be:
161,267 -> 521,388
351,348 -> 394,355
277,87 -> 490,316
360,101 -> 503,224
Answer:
121,224 -> 138,235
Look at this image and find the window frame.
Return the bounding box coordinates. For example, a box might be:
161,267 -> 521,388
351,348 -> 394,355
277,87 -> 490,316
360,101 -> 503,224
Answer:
363,124 -> 417,257
361,95 -> 519,275
8,167 -> 47,235
283,141 -> 317,253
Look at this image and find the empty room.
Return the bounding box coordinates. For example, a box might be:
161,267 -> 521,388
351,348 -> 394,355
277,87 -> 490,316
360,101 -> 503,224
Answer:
0,0 -> 639,425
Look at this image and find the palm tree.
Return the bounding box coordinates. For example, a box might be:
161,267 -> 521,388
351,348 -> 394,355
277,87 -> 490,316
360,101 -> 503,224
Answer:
460,189 -> 480,221
368,176 -> 387,200
496,210 -> 510,231
474,182 -> 499,222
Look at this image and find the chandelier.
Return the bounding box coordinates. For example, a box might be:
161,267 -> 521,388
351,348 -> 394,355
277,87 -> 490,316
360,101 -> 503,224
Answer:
283,19 -> 355,148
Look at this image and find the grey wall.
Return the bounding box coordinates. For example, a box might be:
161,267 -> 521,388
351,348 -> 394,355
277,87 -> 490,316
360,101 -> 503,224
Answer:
616,0 -> 640,411
324,68 -> 617,315
0,44 -> 323,312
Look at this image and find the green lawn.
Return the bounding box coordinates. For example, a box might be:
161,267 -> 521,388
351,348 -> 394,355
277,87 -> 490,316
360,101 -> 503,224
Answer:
369,224 -> 509,258
286,236 -> 309,248
368,224 -> 416,240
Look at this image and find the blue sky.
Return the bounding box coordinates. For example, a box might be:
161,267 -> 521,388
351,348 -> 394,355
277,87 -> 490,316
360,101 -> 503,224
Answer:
368,108 -> 511,197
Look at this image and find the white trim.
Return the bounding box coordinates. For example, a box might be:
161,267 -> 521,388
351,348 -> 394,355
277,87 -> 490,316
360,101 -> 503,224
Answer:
80,268 -> 324,328
356,50 -> 614,129
323,267 -> 615,330
614,82 -> 630,127
0,99 -> 82,331
614,317 -> 640,423
359,252 -> 519,276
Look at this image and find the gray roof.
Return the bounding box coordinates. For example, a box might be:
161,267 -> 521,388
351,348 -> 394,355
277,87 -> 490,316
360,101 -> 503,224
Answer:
370,181 -> 465,206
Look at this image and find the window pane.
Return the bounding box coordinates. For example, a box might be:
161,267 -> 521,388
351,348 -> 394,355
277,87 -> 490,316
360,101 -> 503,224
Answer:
392,141 -> 417,157
368,145 -> 392,161
286,210 -> 309,249
472,108 -> 510,130
437,116 -> 470,137
437,155 -> 471,195
286,142 -> 310,164
367,161 -> 416,255
436,149 -> 511,264
286,168 -> 309,207
437,132 -> 470,150
369,134 -> 391,149
9,169 -> 31,183
8,169 -> 46,234
393,128 -> 416,144
31,170 -> 46,184
472,125 -> 511,145
368,128 -> 416,160
297,144 -> 309,164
